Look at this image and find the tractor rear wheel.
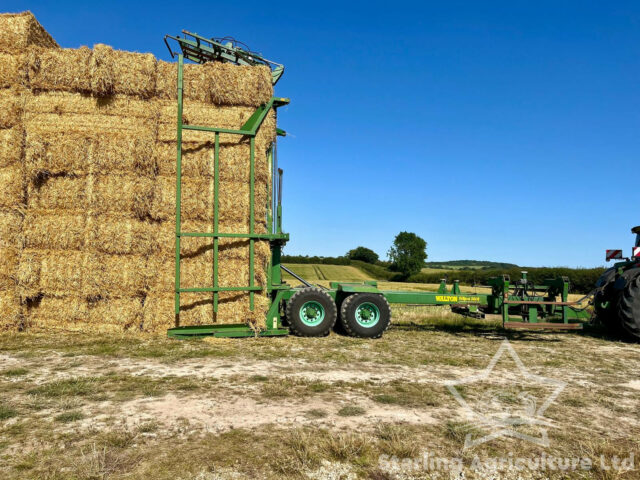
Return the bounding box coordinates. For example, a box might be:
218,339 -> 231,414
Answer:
339,293 -> 391,339
616,269 -> 640,341
286,287 -> 337,337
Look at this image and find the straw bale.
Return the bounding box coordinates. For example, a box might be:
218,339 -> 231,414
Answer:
208,63 -> 272,107
88,215 -> 160,255
84,253 -> 151,298
24,91 -> 158,119
151,174 -> 269,225
87,296 -> 144,330
0,126 -> 24,168
24,295 -> 88,328
156,100 -> 276,148
22,210 -> 87,250
0,164 -> 24,207
26,295 -> 144,332
27,174 -> 154,219
154,141 -> 270,183
0,209 -> 22,248
92,174 -> 154,219
157,220 -> 271,257
26,173 -> 88,212
90,44 -> 156,98
156,61 -> 210,103
155,61 -> 272,107
0,12 -> 59,54
24,110 -> 157,137
25,131 -> 155,177
17,249 -> 86,297
17,249 -> 151,298
147,252 -> 268,294
27,46 -> 91,93
142,291 -> 270,332
24,132 -> 89,175
0,88 -> 25,129
0,290 -> 22,330
0,247 -> 19,290
0,53 -> 27,88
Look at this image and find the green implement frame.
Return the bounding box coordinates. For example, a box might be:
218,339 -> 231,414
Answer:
165,30 -> 590,340
170,48 -> 291,338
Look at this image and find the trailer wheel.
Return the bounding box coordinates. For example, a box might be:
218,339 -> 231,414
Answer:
617,269 -> 640,341
340,293 -> 391,339
286,287 -> 337,337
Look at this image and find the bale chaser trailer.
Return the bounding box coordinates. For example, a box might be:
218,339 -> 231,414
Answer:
164,32 -> 590,339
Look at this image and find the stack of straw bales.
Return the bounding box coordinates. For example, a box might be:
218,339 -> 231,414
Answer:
0,12 -> 276,333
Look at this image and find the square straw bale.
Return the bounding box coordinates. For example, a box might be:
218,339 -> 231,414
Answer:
0,88 -> 25,129
156,61 -> 211,103
83,253 -> 151,298
142,291 -> 270,331
25,295 -> 88,330
0,247 -> 19,289
0,290 -> 22,330
90,44 -> 157,98
150,175 -> 269,225
0,53 -> 27,88
0,126 -> 24,168
24,132 -> 90,176
24,91 -> 158,119
27,46 -> 91,93
22,210 -> 87,250
0,12 -> 59,54
17,249 -> 87,298
154,141 -> 270,184
91,174 -> 154,219
26,173 -> 88,212
24,130 -> 156,177
87,296 -> 144,331
155,61 -> 273,107
206,62 -> 272,107
0,209 -> 22,249
88,215 -> 160,255
0,164 -> 25,208
24,110 -> 157,137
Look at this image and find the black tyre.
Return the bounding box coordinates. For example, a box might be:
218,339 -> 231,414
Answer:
594,267 -> 618,326
617,269 -> 640,341
339,293 -> 391,339
285,287 -> 337,337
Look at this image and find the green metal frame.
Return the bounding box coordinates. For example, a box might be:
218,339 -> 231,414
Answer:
170,53 -> 290,338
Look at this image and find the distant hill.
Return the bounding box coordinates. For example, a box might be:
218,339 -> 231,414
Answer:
424,260 -> 519,270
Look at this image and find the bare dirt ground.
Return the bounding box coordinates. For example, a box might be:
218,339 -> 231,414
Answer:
0,308 -> 639,479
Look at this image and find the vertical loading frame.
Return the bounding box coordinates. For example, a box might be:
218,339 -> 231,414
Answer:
169,53 -> 290,338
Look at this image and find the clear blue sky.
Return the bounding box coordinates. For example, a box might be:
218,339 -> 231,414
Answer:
14,1 -> 640,268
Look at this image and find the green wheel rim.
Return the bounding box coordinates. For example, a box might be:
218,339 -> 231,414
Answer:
299,301 -> 325,327
355,302 -> 380,328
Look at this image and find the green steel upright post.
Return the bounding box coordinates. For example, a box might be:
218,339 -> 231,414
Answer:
175,54 -> 184,320
249,137 -> 255,310
213,132 -> 220,312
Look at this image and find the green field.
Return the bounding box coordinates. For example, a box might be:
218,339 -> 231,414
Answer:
282,264 -> 373,282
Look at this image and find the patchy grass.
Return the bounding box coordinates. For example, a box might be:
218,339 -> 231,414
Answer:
0,309 -> 639,479
337,405 -> 367,417
54,411 -> 85,423
0,405 -> 18,420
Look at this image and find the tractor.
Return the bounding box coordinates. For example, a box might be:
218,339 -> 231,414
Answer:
595,226 -> 640,340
